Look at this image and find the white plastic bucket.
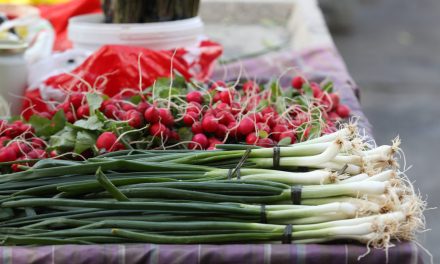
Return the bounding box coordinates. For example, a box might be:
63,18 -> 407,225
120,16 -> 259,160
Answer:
68,14 -> 204,52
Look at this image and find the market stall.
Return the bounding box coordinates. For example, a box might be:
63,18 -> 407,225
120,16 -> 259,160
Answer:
0,0 -> 427,263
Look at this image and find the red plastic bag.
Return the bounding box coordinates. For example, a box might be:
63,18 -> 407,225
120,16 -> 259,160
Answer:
22,41 -> 223,119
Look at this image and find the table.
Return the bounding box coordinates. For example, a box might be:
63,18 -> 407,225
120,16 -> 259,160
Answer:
0,242 -> 423,264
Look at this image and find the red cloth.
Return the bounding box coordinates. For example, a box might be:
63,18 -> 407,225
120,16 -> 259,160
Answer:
38,0 -> 101,51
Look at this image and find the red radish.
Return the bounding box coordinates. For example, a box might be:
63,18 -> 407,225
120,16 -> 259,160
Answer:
261,107 -> 276,116
215,124 -> 228,138
137,102 -> 150,113
217,111 -> 235,125
311,84 -> 323,98
186,102 -> 202,114
327,120 -> 335,128
70,93 -> 85,108
272,125 -> 288,141
150,123 -> 169,137
216,102 -> 230,112
227,122 -> 238,138
208,137 -> 222,148
104,104 -> 120,119
243,81 -> 260,93
292,76 -> 305,90
158,108 -> 174,127
37,112 -> 52,119
246,132 -> 259,145
213,92 -> 221,103
49,150 -> 59,158
205,108 -> 217,117
11,163 -> 23,172
279,131 -> 296,144
257,138 -> 274,148
300,126 -> 311,140
121,103 -> 136,112
210,81 -> 226,90
256,122 -> 271,134
144,107 -> 160,124
249,113 -> 263,123
9,142 -> 31,155
191,133 -> 209,149
191,122 -> 203,134
245,95 -> 261,112
183,112 -> 199,126
125,110 -> 144,128
328,112 -> 341,121
0,147 -> 17,162
238,117 -> 254,135
329,93 -> 340,110
96,132 -> 118,152
76,105 -> 90,119
336,104 -> 350,118
202,115 -> 219,133
220,90 -> 233,105
27,149 -> 47,159
262,113 -> 277,128
230,102 -> 241,115
186,91 -> 203,104
169,130 -> 180,141
65,111 -> 76,123
100,99 -> 113,110
112,142 -> 125,151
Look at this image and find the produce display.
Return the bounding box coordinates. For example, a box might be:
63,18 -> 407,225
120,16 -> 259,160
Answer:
0,73 -> 425,258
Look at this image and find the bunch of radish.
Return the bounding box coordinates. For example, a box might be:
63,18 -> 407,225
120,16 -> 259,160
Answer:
291,76 -> 350,120
0,120 -> 48,168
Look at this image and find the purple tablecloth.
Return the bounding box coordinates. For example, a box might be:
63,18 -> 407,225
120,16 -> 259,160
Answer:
0,242 -> 423,264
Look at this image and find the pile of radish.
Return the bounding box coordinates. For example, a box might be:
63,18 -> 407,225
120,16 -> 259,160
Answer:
0,120 -> 48,166
0,75 -> 351,171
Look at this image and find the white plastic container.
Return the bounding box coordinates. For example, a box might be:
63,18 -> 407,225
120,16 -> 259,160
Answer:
0,40 -> 28,116
68,14 -> 204,52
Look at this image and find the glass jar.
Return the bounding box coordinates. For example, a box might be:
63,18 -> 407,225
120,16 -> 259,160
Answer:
101,0 -> 200,23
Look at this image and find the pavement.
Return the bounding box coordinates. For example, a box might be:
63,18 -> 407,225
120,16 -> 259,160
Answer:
201,0 -> 440,261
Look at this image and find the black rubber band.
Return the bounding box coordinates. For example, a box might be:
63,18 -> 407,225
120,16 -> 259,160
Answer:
260,204 -> 267,224
230,148 -> 251,180
282,224 -> 293,244
273,146 -> 281,169
338,164 -> 349,175
227,168 -> 233,180
291,185 -> 303,205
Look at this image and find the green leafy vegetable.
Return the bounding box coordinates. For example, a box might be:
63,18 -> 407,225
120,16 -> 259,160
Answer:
29,111 -> 66,138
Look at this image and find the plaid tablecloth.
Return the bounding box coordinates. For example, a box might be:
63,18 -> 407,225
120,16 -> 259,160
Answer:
0,242 -> 423,264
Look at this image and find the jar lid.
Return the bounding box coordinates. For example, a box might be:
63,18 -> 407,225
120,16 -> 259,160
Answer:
0,40 -> 27,55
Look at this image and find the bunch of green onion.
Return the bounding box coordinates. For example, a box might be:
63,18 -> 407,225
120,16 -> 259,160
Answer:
0,124 -> 424,252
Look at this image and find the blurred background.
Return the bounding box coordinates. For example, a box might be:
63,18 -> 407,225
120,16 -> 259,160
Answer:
1,0 -> 438,260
